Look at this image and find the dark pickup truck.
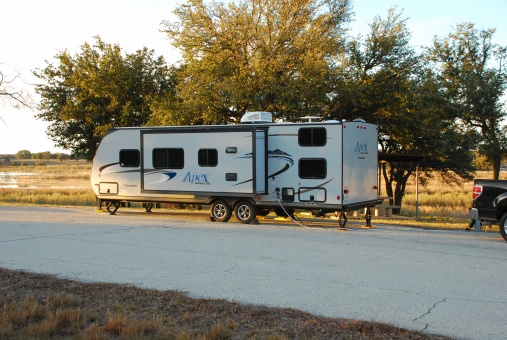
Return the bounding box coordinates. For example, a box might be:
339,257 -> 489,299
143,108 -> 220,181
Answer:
470,179 -> 507,241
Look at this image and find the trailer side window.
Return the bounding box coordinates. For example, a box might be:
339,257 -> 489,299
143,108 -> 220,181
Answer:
198,149 -> 218,167
119,149 -> 140,167
299,158 -> 327,179
298,128 -> 326,146
153,148 -> 184,169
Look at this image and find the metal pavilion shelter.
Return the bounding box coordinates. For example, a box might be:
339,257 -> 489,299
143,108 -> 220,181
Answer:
378,153 -> 430,217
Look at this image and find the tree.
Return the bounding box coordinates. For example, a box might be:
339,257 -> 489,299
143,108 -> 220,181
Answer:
55,153 -> 70,161
16,150 -> 31,159
160,0 -> 352,125
34,36 -> 172,160
330,8 -> 419,208
328,8 -> 474,211
427,23 -> 507,179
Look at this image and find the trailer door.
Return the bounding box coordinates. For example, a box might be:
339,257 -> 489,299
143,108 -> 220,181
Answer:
255,128 -> 268,194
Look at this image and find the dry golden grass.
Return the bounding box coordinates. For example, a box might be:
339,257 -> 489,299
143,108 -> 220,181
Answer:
0,188 -> 96,206
0,268 -> 449,339
1,162 -> 504,224
393,171 -> 507,218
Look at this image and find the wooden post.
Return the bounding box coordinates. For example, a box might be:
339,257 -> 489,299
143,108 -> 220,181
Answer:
415,162 -> 419,218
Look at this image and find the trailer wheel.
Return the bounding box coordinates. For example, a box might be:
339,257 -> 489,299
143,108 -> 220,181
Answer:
235,201 -> 257,224
211,200 -> 232,222
500,212 -> 507,242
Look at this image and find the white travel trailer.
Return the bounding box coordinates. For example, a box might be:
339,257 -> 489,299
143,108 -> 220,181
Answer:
91,112 -> 380,227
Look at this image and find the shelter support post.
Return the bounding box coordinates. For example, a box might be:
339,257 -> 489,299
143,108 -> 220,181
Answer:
415,162 -> 419,218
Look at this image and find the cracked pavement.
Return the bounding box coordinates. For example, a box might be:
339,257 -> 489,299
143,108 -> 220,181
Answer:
1,205 -> 506,339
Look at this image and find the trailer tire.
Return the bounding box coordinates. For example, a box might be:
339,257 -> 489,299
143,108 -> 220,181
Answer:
500,212 -> 507,242
235,201 -> 257,224
210,200 -> 232,222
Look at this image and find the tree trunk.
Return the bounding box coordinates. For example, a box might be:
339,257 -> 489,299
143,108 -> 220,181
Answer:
382,163 -> 394,204
382,161 -> 415,215
492,158 -> 501,180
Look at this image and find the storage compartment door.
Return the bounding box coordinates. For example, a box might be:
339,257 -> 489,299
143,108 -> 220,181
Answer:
99,182 -> 118,194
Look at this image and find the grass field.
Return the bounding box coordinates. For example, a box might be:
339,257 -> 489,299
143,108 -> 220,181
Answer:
0,162 -> 502,227
399,171 -> 506,218
0,162 -> 96,206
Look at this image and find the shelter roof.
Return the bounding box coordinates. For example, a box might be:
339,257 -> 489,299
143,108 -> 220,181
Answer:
378,152 -> 431,162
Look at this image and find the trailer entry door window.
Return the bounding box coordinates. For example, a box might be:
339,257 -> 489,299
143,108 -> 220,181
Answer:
299,158 -> 327,179
153,148 -> 184,169
298,128 -> 326,146
119,149 -> 140,167
198,149 -> 218,167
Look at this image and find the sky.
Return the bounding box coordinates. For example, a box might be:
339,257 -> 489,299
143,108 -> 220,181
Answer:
1,0 -> 506,155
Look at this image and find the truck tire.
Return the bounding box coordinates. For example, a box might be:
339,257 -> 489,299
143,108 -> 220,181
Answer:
500,212 -> 507,242
235,201 -> 257,224
210,200 -> 232,222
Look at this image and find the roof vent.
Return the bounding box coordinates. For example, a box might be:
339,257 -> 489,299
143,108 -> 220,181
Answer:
240,111 -> 272,124
299,116 -> 321,123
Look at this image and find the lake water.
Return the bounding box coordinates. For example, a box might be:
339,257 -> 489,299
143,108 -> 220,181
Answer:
0,172 -> 89,189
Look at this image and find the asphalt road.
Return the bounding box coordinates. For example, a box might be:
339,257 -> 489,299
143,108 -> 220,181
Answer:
1,205 -> 506,339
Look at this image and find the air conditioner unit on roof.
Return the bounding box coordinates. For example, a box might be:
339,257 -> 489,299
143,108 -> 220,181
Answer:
240,111 -> 272,123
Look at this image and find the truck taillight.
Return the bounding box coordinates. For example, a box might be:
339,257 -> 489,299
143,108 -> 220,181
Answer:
473,185 -> 483,200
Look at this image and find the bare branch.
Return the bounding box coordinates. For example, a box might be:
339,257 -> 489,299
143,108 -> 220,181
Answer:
0,66 -> 35,110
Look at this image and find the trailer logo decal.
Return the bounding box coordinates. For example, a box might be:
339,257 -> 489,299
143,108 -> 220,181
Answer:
164,172 -> 178,180
268,149 -> 294,179
268,149 -> 294,165
355,142 -> 368,154
183,172 -> 210,185
99,162 -> 120,173
234,149 -> 293,186
268,163 -> 290,179
145,171 -> 178,184
355,142 -> 368,159
298,179 -> 334,193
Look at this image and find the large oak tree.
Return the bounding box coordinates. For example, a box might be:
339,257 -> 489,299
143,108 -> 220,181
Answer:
328,8 -> 475,211
34,36 -> 172,160
156,0 -> 352,125
427,23 -> 507,179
